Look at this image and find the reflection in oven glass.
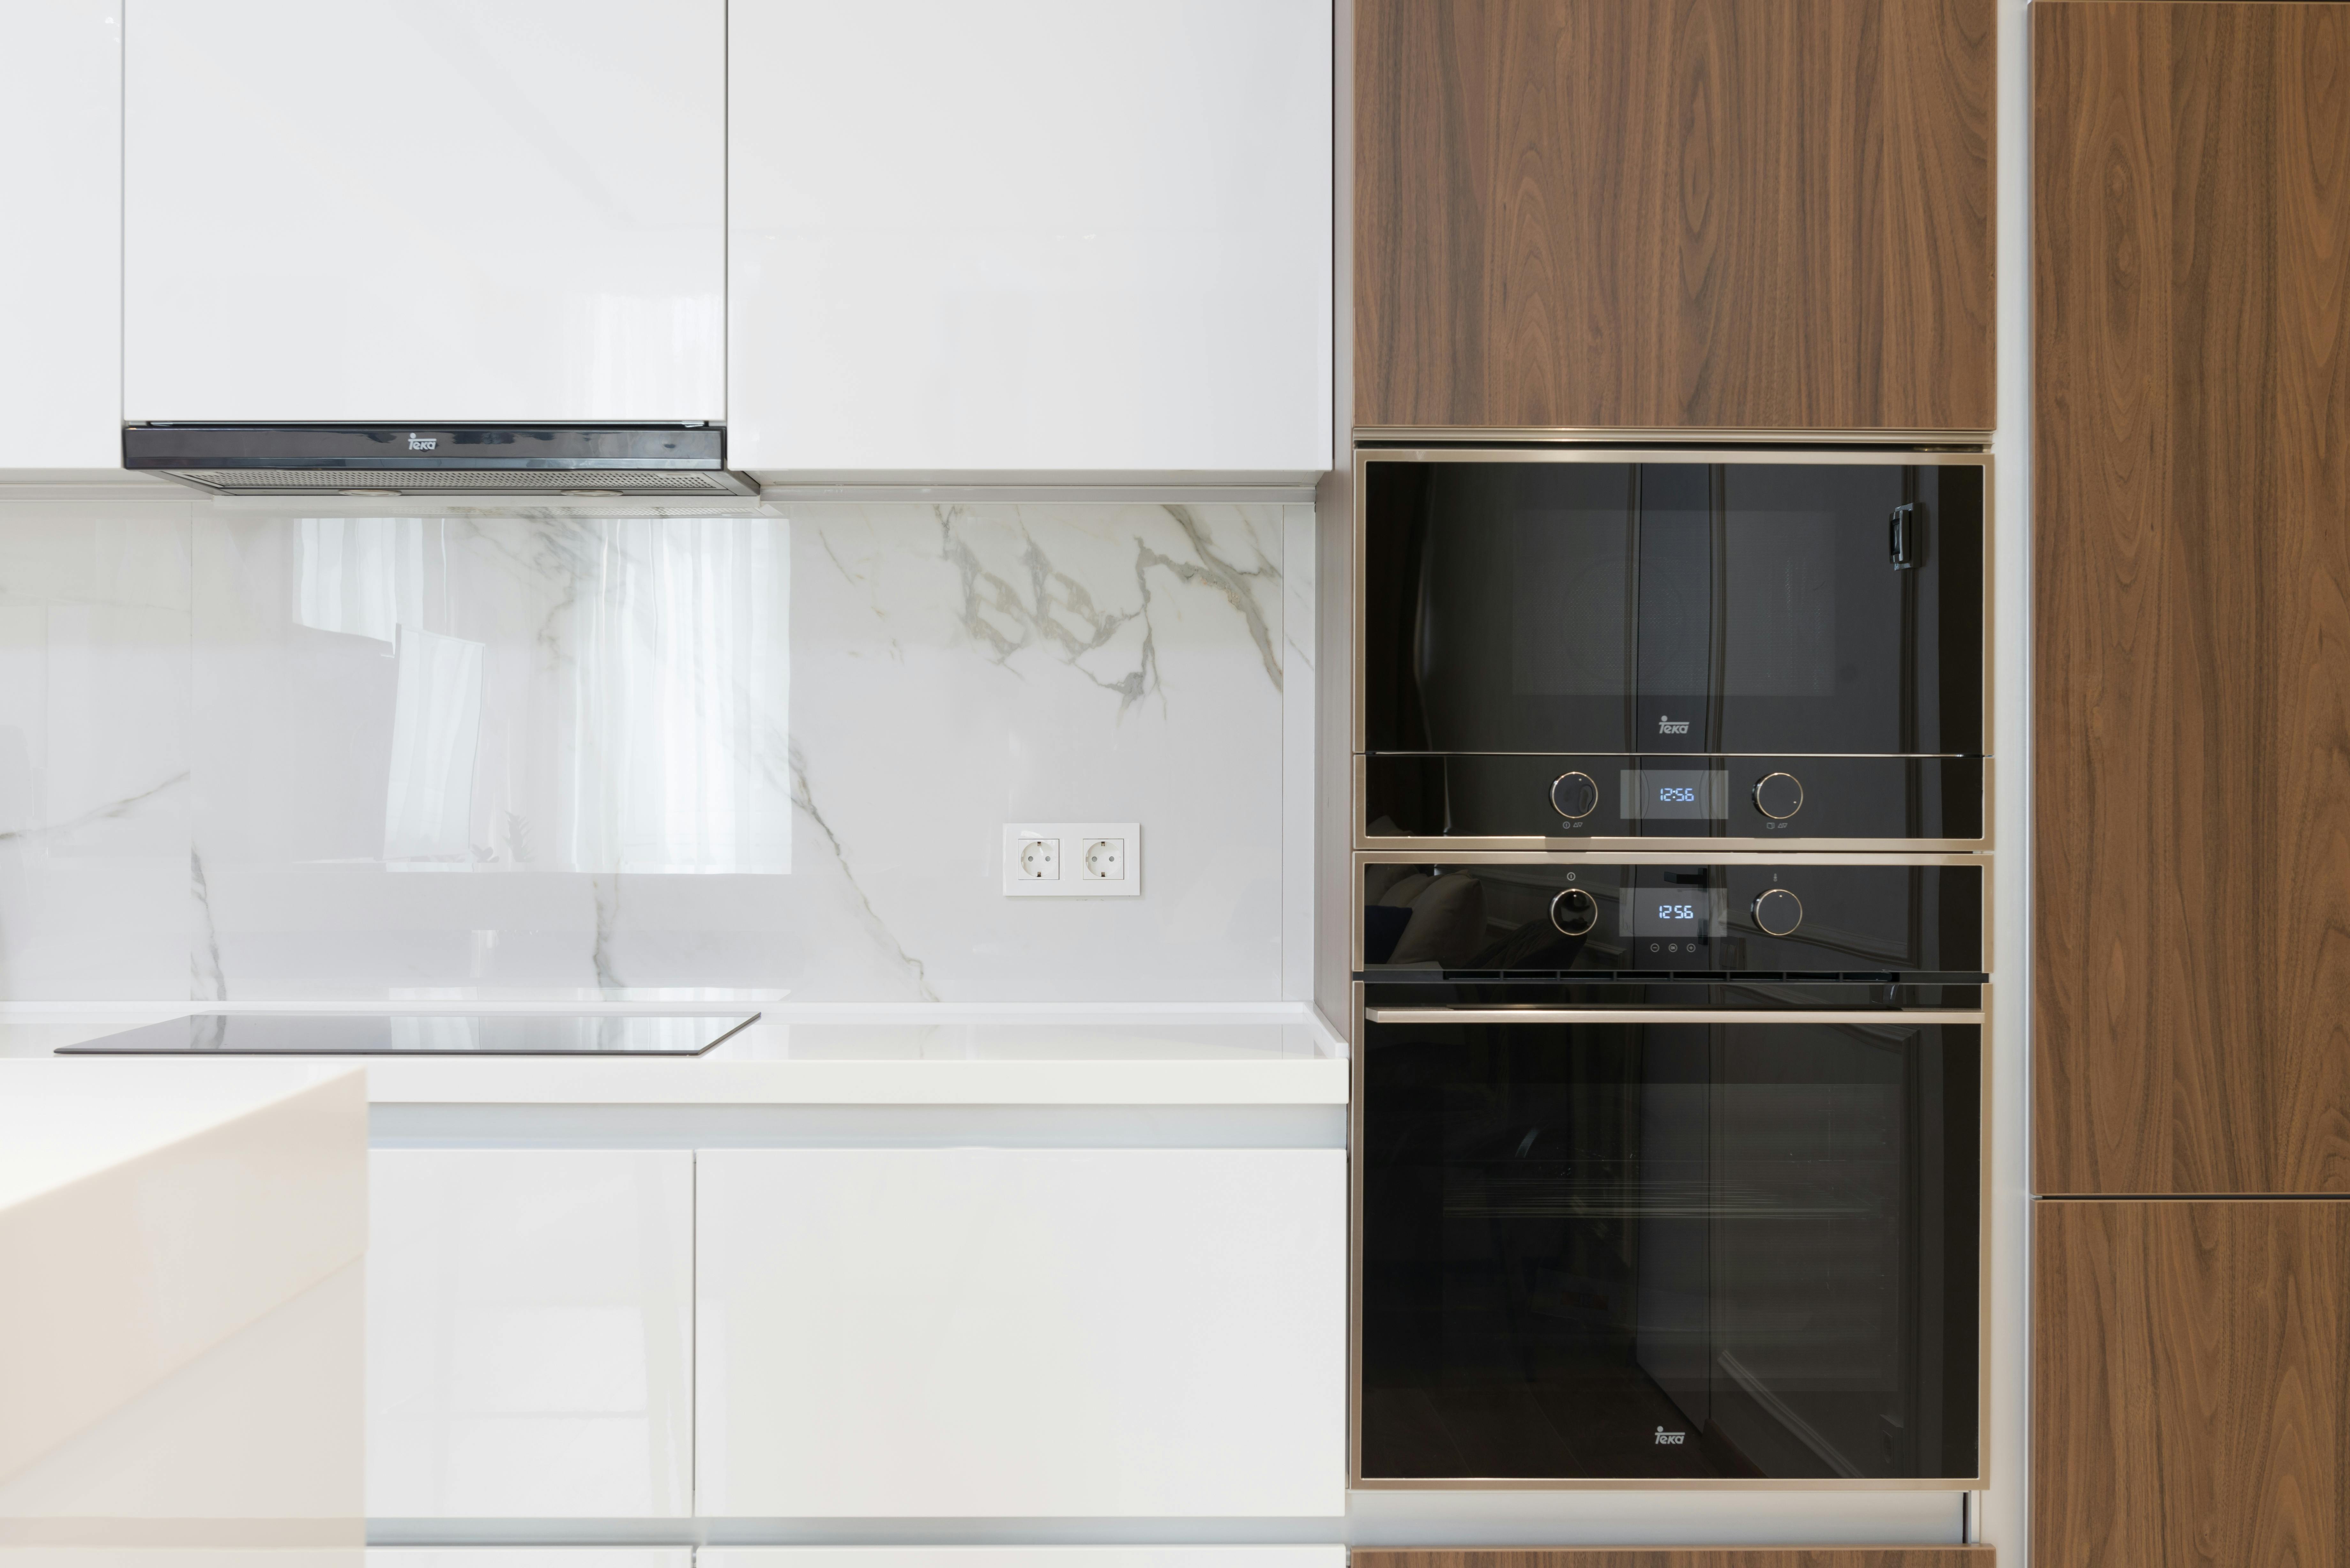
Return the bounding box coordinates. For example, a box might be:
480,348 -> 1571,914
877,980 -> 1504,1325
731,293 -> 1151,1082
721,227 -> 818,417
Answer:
1359,1018 -> 1979,1481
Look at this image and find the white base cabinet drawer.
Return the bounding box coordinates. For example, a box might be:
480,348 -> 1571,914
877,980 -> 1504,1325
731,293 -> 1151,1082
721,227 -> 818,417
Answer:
370,1552 -> 691,1567
701,1553 -> 1346,1568
367,1150 -> 694,1519
695,1148 -> 1347,1518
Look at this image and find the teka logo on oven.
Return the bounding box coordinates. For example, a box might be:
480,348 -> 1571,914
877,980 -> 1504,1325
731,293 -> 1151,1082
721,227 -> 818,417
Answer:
1656,714 -> 1690,735
407,434 -> 437,451
1653,1426 -> 1687,1445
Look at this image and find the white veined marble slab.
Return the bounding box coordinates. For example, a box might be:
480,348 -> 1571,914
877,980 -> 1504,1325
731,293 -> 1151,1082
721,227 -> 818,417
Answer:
0,496 -> 1301,1005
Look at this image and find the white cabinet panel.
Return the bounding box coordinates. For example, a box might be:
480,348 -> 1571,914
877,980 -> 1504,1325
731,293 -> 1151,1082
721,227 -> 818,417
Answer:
370,1552 -> 690,1567
0,0 -> 120,468
696,1148 -> 1347,1518
703,1554 -> 1344,1568
367,1150 -> 693,1519
729,1 -> 1332,475
124,0 -> 724,423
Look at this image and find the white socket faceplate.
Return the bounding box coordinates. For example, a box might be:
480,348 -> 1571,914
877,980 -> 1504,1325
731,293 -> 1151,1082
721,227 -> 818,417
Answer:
1002,822 -> 1141,898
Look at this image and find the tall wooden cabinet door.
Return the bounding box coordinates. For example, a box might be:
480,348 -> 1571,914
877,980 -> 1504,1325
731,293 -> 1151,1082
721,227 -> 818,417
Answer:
1353,0 -> 1996,435
2033,2 -> 2350,1195
2035,1202 -> 2350,1566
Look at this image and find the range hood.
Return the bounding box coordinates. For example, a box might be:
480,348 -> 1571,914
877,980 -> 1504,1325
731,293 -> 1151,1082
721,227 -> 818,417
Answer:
121,425 -> 757,497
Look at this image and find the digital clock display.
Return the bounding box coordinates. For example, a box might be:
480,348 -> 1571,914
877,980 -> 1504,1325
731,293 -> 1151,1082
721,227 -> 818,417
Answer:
1627,889 -> 1709,938
1619,769 -> 1729,820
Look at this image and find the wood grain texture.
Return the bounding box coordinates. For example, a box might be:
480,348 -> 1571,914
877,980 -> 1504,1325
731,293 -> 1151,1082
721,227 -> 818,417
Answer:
2035,1202 -> 2350,1566
2033,3 -> 2350,1195
1351,1552 -> 1992,1568
1353,0 -> 1996,433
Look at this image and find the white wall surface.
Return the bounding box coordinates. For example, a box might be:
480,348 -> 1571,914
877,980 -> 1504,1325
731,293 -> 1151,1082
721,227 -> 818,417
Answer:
0,497 -> 1302,1002
122,0 -> 725,423
0,0 -> 120,469
729,0 -> 1332,475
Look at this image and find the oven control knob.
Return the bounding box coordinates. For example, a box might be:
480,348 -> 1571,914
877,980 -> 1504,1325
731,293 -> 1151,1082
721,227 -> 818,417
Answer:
1752,887 -> 1804,938
1550,771 -> 1599,820
1753,771 -> 1805,820
1550,887 -> 1600,938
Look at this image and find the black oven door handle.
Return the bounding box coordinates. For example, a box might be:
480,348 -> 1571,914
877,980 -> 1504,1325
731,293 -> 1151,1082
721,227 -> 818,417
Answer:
1889,502 -> 1922,568
1362,1007 -> 1985,1025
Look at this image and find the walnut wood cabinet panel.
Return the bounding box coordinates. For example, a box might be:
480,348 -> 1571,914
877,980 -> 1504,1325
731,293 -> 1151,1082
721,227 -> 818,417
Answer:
1353,0 -> 1995,435
2035,1201 -> 2350,1566
1351,1552 -> 1992,1568
2033,2 -> 2350,1195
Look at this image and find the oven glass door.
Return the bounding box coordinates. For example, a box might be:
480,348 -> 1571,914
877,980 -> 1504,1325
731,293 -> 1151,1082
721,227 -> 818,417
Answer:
1358,1010 -> 1980,1483
1363,458 -> 1984,757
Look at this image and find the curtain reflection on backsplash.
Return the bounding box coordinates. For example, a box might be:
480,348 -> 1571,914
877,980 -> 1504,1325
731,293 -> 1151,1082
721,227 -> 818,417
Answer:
383,624 -> 485,861
288,512 -> 792,874
296,515 -> 415,644
565,517 -> 791,873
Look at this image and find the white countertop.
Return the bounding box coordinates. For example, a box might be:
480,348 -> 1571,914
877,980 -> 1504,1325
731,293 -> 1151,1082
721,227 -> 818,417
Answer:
0,1006 -> 1351,1106
0,1056 -> 363,1211
0,1058 -> 368,1492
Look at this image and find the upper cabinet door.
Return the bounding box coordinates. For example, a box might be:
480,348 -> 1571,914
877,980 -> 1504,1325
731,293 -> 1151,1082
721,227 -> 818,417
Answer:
2034,2 -> 2350,1196
1355,0 -> 1997,436
0,0 -> 120,469
728,2 -> 1333,476
123,0 -> 724,424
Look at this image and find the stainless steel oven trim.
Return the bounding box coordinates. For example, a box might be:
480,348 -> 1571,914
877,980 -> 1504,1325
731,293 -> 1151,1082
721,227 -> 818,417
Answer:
1352,755 -> 1996,854
1353,850 -> 1995,979
1349,446 -> 1997,851
1345,978 -> 1997,1491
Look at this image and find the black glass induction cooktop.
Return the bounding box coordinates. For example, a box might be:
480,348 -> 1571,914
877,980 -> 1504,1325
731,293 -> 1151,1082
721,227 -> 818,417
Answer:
54,1013 -> 759,1056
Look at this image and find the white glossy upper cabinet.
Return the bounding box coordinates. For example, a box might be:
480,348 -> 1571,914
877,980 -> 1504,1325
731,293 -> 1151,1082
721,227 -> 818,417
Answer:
696,1148 -> 1347,1517
123,0 -> 724,424
728,1 -> 1333,477
367,1150 -> 694,1519
0,0 -> 120,469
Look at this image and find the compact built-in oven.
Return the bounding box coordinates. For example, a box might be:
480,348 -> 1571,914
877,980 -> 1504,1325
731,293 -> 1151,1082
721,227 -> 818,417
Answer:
1352,854 -> 1987,1487
1358,449 -> 1988,849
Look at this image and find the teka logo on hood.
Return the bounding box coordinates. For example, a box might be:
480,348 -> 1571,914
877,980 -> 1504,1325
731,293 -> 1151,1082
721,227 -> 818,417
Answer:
407,434 -> 437,451
1656,714 -> 1690,735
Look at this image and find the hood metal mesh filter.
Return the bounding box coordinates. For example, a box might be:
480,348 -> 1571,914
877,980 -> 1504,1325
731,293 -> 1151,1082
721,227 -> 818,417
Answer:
166,468 -> 754,496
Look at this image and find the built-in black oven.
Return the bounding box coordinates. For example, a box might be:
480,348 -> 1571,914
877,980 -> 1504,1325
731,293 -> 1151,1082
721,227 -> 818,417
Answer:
1351,855 -> 1986,1487
1357,449 -> 1988,849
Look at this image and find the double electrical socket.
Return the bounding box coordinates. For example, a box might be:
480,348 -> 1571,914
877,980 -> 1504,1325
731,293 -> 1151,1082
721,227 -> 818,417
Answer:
1002,822 -> 1141,898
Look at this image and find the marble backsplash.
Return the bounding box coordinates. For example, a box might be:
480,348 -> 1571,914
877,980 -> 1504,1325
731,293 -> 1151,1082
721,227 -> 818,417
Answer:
0,493 -> 1311,1003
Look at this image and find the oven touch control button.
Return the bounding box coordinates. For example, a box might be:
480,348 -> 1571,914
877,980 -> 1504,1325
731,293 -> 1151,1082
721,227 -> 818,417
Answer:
1550,887 -> 1600,937
1550,771 -> 1599,820
1753,771 -> 1805,820
1752,887 -> 1804,937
